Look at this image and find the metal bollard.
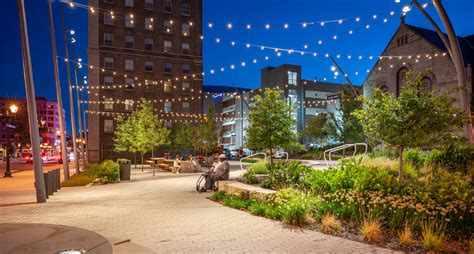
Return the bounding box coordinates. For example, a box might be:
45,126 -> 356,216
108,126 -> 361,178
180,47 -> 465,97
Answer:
51,170 -> 57,192
42,173 -> 49,199
56,168 -> 61,190
46,171 -> 53,196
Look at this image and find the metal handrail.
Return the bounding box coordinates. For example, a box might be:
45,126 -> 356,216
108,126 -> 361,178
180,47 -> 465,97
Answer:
240,153 -> 267,170
324,143 -> 368,167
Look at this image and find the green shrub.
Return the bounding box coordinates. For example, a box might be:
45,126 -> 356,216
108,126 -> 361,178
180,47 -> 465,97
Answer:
210,191 -> 226,201
273,188 -> 314,226
249,202 -> 279,219
267,161 -> 313,190
84,160 -> 120,184
61,174 -> 95,187
427,145 -> 471,173
403,148 -> 427,168
369,146 -> 399,159
243,161 -> 270,184
223,195 -> 254,210
241,158 -> 259,164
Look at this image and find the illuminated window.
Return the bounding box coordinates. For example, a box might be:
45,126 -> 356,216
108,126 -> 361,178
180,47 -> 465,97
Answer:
125,36 -> 134,48
125,78 -> 134,90
182,24 -> 190,35
182,82 -> 190,93
164,81 -> 172,92
125,99 -> 134,111
125,59 -> 134,71
104,98 -> 113,110
288,71 -> 297,85
182,102 -> 190,113
104,119 -> 114,133
145,18 -> 154,31
182,43 -> 190,54
104,57 -> 114,69
125,15 -> 134,28
182,64 -> 191,74
144,0 -> 153,10
164,40 -> 172,53
104,13 -> 113,25
104,33 -> 113,46
164,101 -> 172,112
124,0 -> 133,7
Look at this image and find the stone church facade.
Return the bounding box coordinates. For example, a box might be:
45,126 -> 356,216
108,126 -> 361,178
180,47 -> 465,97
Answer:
363,20 -> 474,110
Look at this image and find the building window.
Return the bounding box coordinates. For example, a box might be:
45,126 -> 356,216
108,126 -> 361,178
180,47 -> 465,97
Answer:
103,0 -> 114,3
104,33 -> 113,46
104,98 -> 114,110
182,82 -> 190,93
125,15 -> 134,28
104,57 -> 114,69
124,0 -> 133,7
182,43 -> 190,54
288,71 -> 297,85
163,0 -> 172,13
144,38 -> 153,51
182,64 -> 191,74
164,63 -> 172,73
104,13 -> 114,25
182,4 -> 190,16
125,59 -> 134,71
164,101 -> 172,112
144,0 -> 153,10
125,35 -> 134,48
125,99 -> 134,111
164,81 -> 172,92
145,60 -> 154,72
145,17 -> 154,30
164,40 -> 172,53
163,20 -> 172,32
182,24 -> 190,36
125,78 -> 134,89
104,76 -> 113,86
182,102 -> 190,113
104,119 -> 114,133
396,67 -> 409,96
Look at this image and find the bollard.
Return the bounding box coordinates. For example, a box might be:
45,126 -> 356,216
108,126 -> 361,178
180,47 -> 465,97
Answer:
42,173 -> 49,199
46,171 -> 53,196
51,170 -> 57,192
56,168 -> 61,190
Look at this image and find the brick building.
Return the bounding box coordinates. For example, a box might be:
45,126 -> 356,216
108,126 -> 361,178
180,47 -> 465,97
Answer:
363,20 -> 474,109
87,0 -> 203,162
0,97 -> 61,157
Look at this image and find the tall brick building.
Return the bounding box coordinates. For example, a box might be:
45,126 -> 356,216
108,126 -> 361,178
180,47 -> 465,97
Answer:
363,19 -> 474,109
87,0 -> 203,162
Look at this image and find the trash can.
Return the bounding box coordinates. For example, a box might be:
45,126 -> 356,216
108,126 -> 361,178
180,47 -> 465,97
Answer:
117,159 -> 131,181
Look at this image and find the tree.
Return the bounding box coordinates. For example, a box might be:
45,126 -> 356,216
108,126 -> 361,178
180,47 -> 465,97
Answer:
114,99 -> 170,170
196,105 -> 221,155
171,122 -> 194,152
303,113 -> 330,147
328,88 -> 365,143
245,88 -> 298,165
354,70 -> 463,179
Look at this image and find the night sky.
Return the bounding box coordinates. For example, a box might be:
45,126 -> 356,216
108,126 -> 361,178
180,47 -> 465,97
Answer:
1,0 -> 473,132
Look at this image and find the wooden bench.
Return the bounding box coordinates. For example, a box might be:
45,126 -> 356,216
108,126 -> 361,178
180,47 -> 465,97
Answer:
145,160 -> 156,168
158,163 -> 171,171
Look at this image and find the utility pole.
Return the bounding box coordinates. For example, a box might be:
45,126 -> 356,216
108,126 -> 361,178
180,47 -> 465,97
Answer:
17,0 -> 47,202
48,0 -> 70,180
329,56 -> 359,96
413,0 -> 473,144
60,9 -> 79,175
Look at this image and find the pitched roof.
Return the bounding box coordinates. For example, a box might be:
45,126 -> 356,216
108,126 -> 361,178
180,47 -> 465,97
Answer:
405,24 -> 474,66
202,85 -> 252,94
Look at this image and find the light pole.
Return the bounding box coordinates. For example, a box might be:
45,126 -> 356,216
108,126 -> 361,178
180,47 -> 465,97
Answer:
72,52 -> 86,167
60,10 -> 79,175
412,0 -> 473,144
47,0 -> 70,180
3,104 -> 18,178
80,77 -> 88,163
17,0 -> 47,202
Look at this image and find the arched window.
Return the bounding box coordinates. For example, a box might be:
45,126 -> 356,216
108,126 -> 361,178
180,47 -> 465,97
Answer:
420,76 -> 433,92
396,67 -> 409,96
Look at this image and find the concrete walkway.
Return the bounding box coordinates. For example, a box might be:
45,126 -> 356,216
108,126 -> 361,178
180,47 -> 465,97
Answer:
0,163 -> 396,253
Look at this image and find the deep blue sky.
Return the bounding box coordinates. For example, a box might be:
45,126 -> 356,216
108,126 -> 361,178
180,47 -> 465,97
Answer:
1,0 -> 473,132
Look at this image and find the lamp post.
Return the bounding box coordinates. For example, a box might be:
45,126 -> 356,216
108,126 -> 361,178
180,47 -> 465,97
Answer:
60,9 -> 79,175
3,104 -> 18,178
72,53 -> 86,167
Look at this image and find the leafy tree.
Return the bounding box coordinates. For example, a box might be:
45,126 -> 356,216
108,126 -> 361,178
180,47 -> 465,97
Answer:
303,113 -> 330,147
171,122 -> 194,152
114,99 -> 170,170
196,105 -> 221,155
245,88 -> 298,165
354,70 -> 463,179
328,88 -> 365,143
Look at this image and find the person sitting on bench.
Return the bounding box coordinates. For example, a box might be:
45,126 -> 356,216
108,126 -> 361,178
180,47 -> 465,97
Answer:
200,154 -> 229,192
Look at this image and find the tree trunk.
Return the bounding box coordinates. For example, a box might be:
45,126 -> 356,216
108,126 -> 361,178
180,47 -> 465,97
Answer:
398,146 -> 404,180
134,152 -> 137,169
269,147 -> 273,166
141,152 -> 144,172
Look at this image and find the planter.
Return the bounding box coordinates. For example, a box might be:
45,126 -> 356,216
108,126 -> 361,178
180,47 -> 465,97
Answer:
118,159 -> 131,181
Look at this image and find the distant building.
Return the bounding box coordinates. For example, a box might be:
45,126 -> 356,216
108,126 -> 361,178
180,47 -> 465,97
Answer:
0,97 -> 61,156
87,0 -> 203,162
204,64 -> 357,150
363,20 -> 474,109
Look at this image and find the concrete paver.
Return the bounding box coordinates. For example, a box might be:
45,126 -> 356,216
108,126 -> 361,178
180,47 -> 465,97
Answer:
0,163 -> 397,253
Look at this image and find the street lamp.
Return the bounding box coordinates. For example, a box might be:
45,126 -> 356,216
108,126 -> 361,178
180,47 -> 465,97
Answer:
4,104 -> 18,177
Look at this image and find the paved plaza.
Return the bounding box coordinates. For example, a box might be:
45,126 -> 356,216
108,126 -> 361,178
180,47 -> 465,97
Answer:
0,163 -> 397,253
